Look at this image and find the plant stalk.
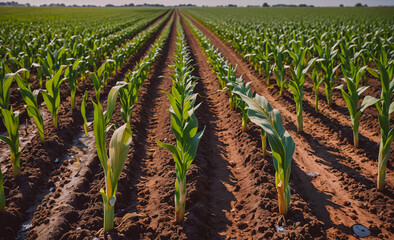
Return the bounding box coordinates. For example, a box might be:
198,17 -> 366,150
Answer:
241,115 -> 248,132
260,130 -> 268,157
0,170 -> 5,212
296,101 -> 303,132
175,178 -> 186,224
71,91 -> 76,109
353,126 -> 359,148
103,203 -> 114,232
229,97 -> 235,111
10,151 -> 21,177
277,181 -> 288,215
377,141 -> 390,191
314,91 -> 319,113
325,86 -> 332,107
53,114 -> 58,129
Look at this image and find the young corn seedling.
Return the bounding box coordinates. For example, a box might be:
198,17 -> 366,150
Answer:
0,63 -> 14,110
0,108 -> 22,176
42,65 -> 67,129
93,85 -> 125,232
0,66 -> 29,110
15,75 -> 45,142
336,62 -> 370,148
317,42 -> 340,107
157,88 -> 204,223
0,167 -> 4,211
157,29 -> 205,223
91,60 -> 114,107
288,45 -> 316,132
234,91 -> 295,215
261,51 -> 273,87
64,58 -> 81,109
118,65 -> 147,124
309,64 -> 324,113
234,79 -> 252,132
101,122 -> 131,232
273,46 -> 287,96
365,50 -> 394,190
32,63 -> 44,88
38,47 -> 66,78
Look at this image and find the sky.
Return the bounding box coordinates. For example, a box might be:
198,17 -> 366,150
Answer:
15,0 -> 394,7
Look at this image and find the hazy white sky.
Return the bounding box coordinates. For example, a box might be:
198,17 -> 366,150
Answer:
14,0 -> 394,7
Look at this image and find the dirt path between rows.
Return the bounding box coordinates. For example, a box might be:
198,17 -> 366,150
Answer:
183,12 -> 393,239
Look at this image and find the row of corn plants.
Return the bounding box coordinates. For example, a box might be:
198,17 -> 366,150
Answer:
185,9 -> 393,190
157,16 -> 205,223
0,13 -> 172,213
185,15 -> 295,216
2,9 -> 167,74
90,16 -> 173,232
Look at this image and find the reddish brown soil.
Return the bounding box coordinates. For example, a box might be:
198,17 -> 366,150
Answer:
0,12 -> 172,240
185,12 -> 393,239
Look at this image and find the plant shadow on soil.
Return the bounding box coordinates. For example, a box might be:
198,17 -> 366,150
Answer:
299,130 -> 377,190
291,162 -> 358,237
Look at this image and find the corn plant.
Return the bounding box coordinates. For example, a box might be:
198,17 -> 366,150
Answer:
118,75 -> 138,123
15,76 -> 45,142
234,91 -> 295,215
273,46 -> 287,96
223,65 -> 238,110
309,64 -> 324,113
336,62 -> 370,148
1,65 -> 28,110
93,85 -> 125,232
101,122 -> 131,232
0,64 -> 14,110
157,27 -> 204,223
317,42 -> 340,106
234,80 -> 252,132
288,45 -> 316,132
32,63 -> 44,88
64,58 -> 81,109
0,108 -> 22,176
91,60 -> 114,107
365,50 -> 394,190
38,47 -> 67,78
42,65 -> 67,129
261,50 -> 273,87
0,167 -> 4,211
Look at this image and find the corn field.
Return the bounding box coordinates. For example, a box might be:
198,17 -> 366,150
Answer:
0,6 -> 393,240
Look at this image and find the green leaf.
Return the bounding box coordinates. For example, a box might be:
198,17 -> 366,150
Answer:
105,84 -> 125,125
366,67 -> 379,78
360,95 -> 380,112
108,123 -> 132,184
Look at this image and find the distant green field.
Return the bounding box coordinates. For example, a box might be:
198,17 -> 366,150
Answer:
185,7 -> 394,21
0,7 -> 167,72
